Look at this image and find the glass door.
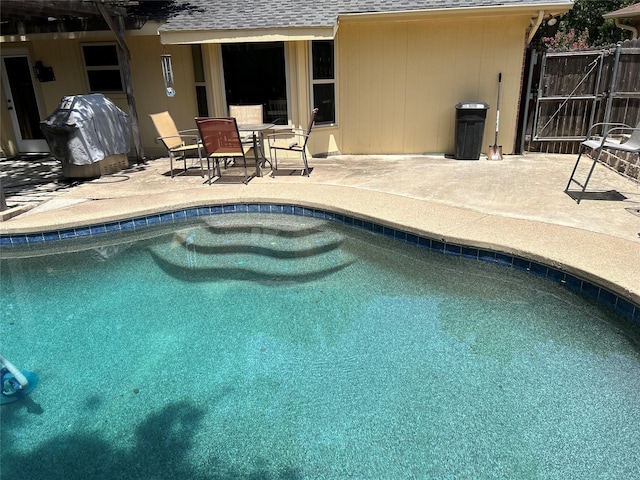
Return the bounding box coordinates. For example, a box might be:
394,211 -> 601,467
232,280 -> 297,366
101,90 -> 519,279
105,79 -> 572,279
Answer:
221,42 -> 288,125
1,51 -> 49,153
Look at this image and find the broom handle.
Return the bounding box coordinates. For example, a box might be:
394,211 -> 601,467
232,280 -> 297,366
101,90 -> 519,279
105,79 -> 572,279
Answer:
495,73 -> 502,145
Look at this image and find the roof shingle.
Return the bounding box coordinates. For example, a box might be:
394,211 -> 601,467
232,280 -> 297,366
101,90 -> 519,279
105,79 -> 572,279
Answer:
159,0 -> 574,32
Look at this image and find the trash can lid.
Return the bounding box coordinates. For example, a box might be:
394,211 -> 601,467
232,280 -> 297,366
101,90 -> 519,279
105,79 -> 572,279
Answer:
456,102 -> 489,110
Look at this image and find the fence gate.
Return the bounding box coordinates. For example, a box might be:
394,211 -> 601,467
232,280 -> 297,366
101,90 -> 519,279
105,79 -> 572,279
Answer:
521,39 -> 640,156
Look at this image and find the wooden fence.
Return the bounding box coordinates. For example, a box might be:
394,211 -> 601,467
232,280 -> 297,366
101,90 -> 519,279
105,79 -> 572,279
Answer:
519,39 -> 640,180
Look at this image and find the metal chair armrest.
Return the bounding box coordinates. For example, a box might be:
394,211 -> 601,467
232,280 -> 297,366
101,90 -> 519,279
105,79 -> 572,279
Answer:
178,128 -> 200,138
267,127 -> 303,137
156,134 -> 200,142
267,129 -> 304,143
583,122 -> 631,141
602,126 -> 640,139
585,126 -> 640,149
582,127 -> 640,151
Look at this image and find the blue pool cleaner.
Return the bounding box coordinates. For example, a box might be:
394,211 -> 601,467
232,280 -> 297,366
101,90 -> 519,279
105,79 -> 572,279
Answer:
0,354 -> 38,405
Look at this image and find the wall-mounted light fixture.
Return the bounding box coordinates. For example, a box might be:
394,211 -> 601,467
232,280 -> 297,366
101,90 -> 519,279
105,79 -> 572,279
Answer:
33,61 -> 55,82
161,53 -> 175,97
547,17 -> 557,26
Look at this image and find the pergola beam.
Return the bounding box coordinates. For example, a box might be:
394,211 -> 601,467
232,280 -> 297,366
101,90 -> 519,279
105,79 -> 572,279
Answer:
94,1 -> 144,162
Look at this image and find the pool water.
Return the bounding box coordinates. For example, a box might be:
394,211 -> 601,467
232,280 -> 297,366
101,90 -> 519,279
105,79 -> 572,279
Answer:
1,213 -> 639,479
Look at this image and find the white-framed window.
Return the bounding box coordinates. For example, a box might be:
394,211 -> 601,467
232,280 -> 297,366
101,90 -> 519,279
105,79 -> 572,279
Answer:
311,40 -> 335,125
221,42 -> 287,124
191,45 -> 209,117
81,43 -> 124,92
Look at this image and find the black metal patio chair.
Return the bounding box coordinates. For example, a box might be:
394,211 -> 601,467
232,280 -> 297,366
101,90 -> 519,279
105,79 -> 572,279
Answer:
565,121 -> 640,204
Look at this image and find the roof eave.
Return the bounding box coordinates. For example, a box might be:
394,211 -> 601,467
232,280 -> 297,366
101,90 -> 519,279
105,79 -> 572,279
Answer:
603,13 -> 640,20
157,1 -> 574,45
159,25 -> 337,44
337,2 -> 573,22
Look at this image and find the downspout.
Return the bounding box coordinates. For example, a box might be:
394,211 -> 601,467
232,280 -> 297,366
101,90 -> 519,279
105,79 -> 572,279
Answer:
614,18 -> 638,40
526,10 -> 545,45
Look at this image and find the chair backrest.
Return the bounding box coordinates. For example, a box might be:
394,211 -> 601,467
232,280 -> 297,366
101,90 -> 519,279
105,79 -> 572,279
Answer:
149,111 -> 183,150
302,108 -> 320,148
195,117 -> 244,156
268,99 -> 287,114
267,99 -> 287,124
626,121 -> 640,150
229,105 -> 263,125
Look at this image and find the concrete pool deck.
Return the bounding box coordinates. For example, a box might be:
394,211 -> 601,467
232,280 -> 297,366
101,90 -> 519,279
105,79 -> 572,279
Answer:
1,152 -> 639,306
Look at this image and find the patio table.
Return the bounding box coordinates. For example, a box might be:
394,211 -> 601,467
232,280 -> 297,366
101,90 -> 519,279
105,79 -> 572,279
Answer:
238,123 -> 275,177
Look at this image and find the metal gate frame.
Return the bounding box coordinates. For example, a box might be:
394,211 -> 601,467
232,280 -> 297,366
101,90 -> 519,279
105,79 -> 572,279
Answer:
533,50 -> 605,142
520,41 -> 637,153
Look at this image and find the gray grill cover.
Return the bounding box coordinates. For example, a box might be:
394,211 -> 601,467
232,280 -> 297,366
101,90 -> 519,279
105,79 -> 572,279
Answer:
40,94 -> 130,165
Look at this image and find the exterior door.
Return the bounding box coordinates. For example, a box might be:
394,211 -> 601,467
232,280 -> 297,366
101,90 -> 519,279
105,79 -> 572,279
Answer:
1,51 -> 49,153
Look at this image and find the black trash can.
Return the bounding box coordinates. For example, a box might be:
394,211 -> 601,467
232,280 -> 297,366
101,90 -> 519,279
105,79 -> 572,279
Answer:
454,102 -> 489,160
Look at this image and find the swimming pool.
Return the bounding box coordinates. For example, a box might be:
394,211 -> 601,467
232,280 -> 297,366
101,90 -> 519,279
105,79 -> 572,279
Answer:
1,210 -> 639,479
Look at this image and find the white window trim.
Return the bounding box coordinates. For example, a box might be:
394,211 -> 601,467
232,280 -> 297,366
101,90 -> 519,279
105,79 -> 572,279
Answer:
309,40 -> 337,127
81,42 -> 125,93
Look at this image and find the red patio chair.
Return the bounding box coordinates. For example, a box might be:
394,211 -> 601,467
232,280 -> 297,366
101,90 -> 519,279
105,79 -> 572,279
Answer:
195,117 -> 253,184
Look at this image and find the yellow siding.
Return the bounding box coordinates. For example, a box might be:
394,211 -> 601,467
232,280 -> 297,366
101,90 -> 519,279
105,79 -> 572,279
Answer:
1,36 -> 199,158
30,39 -> 87,115
337,15 -> 530,155
127,38 -> 198,157
2,11 -> 537,159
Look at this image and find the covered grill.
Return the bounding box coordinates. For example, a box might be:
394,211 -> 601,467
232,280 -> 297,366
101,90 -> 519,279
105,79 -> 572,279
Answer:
40,93 -> 130,177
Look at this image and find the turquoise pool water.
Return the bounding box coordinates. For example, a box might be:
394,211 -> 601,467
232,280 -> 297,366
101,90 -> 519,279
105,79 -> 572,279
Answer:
1,213 -> 639,479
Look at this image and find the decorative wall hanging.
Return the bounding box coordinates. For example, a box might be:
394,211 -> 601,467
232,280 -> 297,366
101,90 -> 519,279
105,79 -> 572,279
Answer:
161,53 -> 175,97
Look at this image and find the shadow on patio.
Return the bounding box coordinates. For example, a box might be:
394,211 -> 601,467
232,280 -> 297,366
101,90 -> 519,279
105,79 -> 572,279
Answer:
0,154 -> 77,209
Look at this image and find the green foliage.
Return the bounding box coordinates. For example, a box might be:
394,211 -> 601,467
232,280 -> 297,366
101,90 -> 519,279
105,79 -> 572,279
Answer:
531,0 -> 638,50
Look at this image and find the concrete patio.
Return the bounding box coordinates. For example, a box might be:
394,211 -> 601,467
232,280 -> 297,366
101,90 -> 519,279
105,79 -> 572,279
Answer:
1,152 -> 639,306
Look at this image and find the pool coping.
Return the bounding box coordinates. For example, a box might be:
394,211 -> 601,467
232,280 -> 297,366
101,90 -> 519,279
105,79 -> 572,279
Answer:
1,198 -> 638,326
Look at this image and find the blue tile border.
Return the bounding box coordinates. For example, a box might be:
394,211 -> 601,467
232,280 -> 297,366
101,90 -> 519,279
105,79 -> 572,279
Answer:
1,202 -> 638,324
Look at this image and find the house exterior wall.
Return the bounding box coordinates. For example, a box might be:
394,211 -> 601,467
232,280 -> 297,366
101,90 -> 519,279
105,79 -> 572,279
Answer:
287,40 -> 340,155
199,40 -> 340,157
0,32 -> 198,158
127,38 -> 199,157
1,10 -> 535,159
336,13 -> 531,155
